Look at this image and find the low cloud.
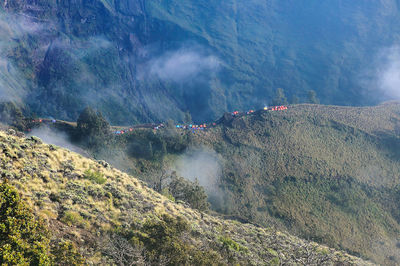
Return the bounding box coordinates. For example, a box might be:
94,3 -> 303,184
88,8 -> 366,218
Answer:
377,46 -> 400,99
363,46 -> 400,101
0,12 -> 46,41
0,9 -> 113,107
172,147 -> 224,206
27,126 -> 88,156
51,35 -> 112,59
0,11 -> 50,102
141,47 -> 221,83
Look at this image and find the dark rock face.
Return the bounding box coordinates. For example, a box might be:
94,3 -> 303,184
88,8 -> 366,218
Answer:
1,1 -> 400,124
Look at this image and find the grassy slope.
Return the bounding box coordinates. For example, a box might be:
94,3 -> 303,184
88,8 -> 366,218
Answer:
0,130 -> 371,265
184,102 -> 400,264
79,102 -> 400,264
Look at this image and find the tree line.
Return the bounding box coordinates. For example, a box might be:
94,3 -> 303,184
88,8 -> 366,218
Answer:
271,88 -> 320,106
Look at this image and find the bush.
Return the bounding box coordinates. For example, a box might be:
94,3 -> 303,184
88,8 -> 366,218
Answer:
61,211 -> 88,228
0,180 -> 51,265
218,236 -> 247,253
168,176 -> 210,212
84,169 -> 106,184
51,240 -> 85,266
128,214 -> 224,265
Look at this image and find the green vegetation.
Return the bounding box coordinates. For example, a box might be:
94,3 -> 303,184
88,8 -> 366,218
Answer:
307,90 -> 319,104
61,211 -> 88,228
218,236 -> 247,253
2,101 -> 398,263
84,169 -> 107,184
0,129 -> 368,265
76,107 -> 111,148
99,102 -> 400,264
0,102 -> 26,131
51,240 -> 85,266
195,103 -> 400,264
168,176 -> 210,211
0,180 -> 51,265
271,88 -> 288,106
0,180 -> 85,265
4,1 -> 400,124
133,214 -> 221,265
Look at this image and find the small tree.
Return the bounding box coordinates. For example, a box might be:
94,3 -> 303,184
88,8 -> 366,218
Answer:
153,169 -> 170,193
102,234 -> 145,266
291,95 -> 300,104
76,107 -> 110,147
0,102 -> 26,130
307,90 -> 319,104
168,176 -> 210,212
183,111 -> 192,124
271,88 -> 288,106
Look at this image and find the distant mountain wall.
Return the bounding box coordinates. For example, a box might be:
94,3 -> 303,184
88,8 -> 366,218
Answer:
1,0 -> 400,124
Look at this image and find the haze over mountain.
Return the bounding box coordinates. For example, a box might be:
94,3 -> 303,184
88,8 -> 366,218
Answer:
2,1 -> 400,265
1,0 -> 400,123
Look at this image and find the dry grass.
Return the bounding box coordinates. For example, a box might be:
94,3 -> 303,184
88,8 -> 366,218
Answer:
0,130 -> 373,265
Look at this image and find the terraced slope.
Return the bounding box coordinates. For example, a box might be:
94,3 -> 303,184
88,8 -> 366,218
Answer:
0,130 -> 371,265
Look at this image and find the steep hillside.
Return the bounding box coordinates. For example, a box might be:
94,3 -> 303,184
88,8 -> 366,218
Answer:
87,103 -> 400,264
187,102 -> 400,264
0,129 -> 372,265
2,1 -> 400,123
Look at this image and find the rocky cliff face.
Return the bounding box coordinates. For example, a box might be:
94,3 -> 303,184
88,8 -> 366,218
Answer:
1,0 -> 400,124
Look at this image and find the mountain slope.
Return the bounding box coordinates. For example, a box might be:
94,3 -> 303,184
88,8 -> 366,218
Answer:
0,129 -> 372,265
91,103 -> 400,264
184,102 -> 400,264
2,1 -> 400,123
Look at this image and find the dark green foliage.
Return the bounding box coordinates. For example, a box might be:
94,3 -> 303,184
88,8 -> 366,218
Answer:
132,214 -> 223,265
168,176 -> 210,212
140,214 -> 189,264
307,90 -> 319,104
77,107 -> 110,137
0,181 -> 86,264
271,88 -> 288,106
184,111 -> 193,124
126,131 -> 168,160
0,102 -> 26,130
125,128 -> 189,161
291,95 -> 300,104
51,240 -> 85,266
0,180 -> 51,265
76,107 -> 111,148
